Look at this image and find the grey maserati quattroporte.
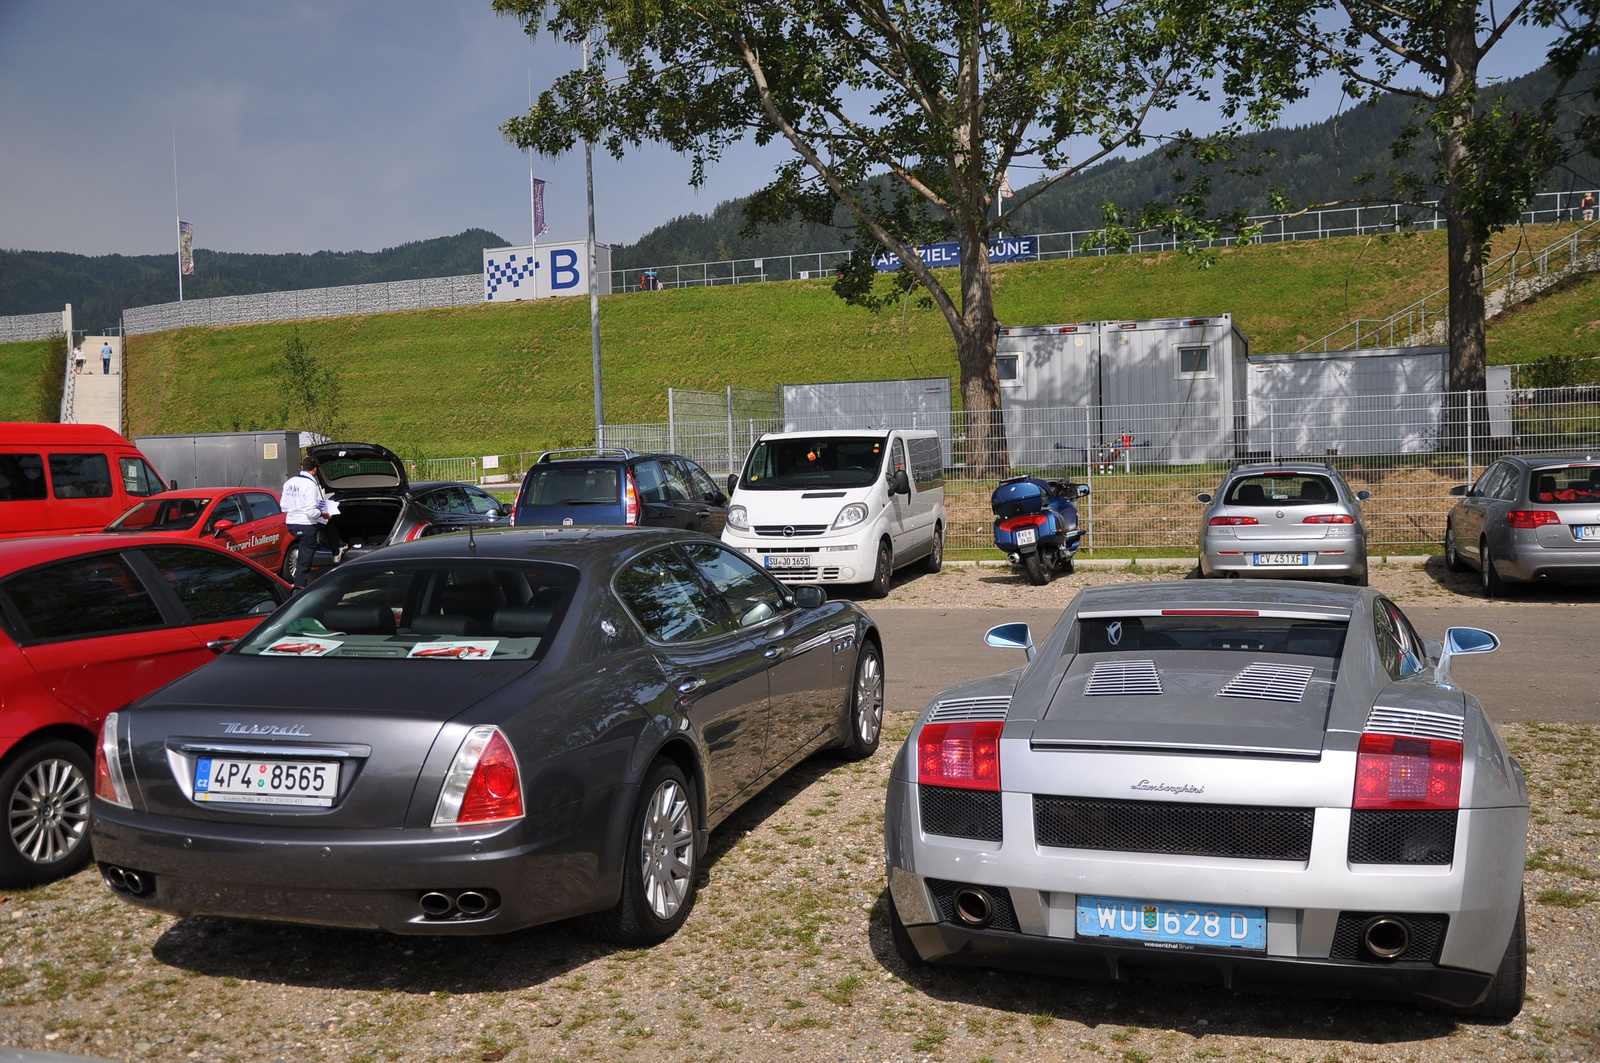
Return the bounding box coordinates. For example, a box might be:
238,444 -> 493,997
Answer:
884,580 -> 1528,1018
91,528 -> 884,944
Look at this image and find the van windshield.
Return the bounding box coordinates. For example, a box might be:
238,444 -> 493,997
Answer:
742,437 -> 887,490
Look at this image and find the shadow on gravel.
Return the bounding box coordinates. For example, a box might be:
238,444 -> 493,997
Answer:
1416,554 -> 1600,601
149,756 -> 845,994
864,889 -> 1463,1044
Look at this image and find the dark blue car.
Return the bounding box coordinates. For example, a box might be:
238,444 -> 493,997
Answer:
512,449 -> 729,535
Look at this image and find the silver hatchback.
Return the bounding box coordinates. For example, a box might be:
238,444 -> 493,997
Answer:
1197,462 -> 1371,583
1445,454 -> 1600,596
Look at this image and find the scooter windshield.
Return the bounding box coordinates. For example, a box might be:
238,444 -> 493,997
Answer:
741,437 -> 887,490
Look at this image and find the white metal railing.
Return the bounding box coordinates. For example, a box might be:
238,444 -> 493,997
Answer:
1297,220 -> 1600,353
607,192 -> 1597,295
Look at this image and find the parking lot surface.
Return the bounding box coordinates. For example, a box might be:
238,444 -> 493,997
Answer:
0,561 -> 1594,1062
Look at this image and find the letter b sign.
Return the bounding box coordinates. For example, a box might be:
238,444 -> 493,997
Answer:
550,249 -> 581,290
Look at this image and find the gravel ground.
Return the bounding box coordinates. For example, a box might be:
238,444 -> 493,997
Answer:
862,555 -> 1600,611
2,563 -> 1595,1063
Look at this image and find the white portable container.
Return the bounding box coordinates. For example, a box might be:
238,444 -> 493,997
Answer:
721,428 -> 946,598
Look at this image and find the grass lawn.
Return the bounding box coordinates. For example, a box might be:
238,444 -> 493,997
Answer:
119,226 -> 1519,458
0,338 -> 63,422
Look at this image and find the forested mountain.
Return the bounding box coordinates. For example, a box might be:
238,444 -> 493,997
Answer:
612,64 -> 1596,270
0,229 -> 506,330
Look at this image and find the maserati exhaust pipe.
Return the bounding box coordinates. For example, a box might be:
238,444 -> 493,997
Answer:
103,866 -> 127,891
455,891 -> 490,916
122,870 -> 146,895
1363,917 -> 1411,959
953,888 -> 994,928
418,892 -> 454,918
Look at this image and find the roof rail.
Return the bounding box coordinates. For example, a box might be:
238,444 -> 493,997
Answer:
536,447 -> 639,464
1227,457 -> 1337,470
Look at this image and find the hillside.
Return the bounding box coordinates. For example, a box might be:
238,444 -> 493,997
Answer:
116,225 -> 1551,457
612,64 -> 1596,270
0,229 -> 507,332
0,337 -> 66,423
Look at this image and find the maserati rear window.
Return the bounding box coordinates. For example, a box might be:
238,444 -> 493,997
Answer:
236,562 -> 578,660
1078,614 -> 1348,658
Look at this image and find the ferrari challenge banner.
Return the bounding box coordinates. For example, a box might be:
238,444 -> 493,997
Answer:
178,221 -> 195,276
872,235 -> 1038,272
482,240 -> 612,302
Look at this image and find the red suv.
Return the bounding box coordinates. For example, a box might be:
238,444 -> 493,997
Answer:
0,535 -> 290,885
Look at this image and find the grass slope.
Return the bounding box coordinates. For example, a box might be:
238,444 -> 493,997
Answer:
0,338 -> 64,423
1487,269 -> 1600,367
121,225 -> 1572,458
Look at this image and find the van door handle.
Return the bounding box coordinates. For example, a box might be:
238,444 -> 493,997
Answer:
676,677 -> 706,694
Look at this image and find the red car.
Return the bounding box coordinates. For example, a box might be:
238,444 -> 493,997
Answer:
0,534 -> 291,885
104,488 -> 290,573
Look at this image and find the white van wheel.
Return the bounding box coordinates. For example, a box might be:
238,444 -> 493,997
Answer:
866,541 -> 892,599
920,524 -> 944,574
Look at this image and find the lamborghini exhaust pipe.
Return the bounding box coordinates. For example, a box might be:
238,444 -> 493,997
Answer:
953,888 -> 995,928
1362,917 -> 1411,959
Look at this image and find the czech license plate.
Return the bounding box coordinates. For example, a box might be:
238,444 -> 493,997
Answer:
1252,553 -> 1308,566
1575,526 -> 1600,540
194,758 -> 339,807
1016,528 -> 1037,546
1076,894 -> 1266,952
764,554 -> 811,569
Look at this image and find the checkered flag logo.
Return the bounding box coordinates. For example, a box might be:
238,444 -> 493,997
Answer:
484,253 -> 537,301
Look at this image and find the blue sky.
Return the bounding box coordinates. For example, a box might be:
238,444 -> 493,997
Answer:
0,1 -> 1559,256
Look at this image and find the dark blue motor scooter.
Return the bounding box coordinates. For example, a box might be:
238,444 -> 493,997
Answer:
991,475 -> 1091,585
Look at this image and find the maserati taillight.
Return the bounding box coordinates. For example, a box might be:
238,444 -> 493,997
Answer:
434,727 -> 523,826
94,712 -> 131,808
624,470 -> 641,526
1353,733 -> 1462,810
917,721 -> 1002,792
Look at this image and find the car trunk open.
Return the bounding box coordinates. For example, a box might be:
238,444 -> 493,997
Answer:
309,443 -> 409,558
326,498 -> 404,554
1032,650 -> 1336,757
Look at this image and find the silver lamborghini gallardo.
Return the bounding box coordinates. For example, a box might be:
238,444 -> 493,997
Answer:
884,581 -> 1529,1018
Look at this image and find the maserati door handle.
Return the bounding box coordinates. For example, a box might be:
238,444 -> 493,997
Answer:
676,677 -> 706,693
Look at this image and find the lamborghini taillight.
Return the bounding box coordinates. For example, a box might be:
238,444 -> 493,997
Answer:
1353,733 -> 1462,810
917,721 -> 1002,792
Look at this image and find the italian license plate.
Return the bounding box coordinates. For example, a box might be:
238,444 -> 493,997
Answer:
1076,894 -> 1266,952
1016,528 -> 1037,546
1575,526 -> 1600,540
764,554 -> 811,569
194,758 -> 339,807
1253,553 -> 1308,566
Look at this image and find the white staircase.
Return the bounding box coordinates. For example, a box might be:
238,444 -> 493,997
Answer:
65,337 -> 122,431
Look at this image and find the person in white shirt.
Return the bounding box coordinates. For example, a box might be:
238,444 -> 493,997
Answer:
282,455 -> 344,590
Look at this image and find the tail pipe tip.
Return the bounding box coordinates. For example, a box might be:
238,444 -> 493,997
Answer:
455,891 -> 490,916
953,887 -> 995,928
418,891 -> 454,918
1363,917 -> 1411,959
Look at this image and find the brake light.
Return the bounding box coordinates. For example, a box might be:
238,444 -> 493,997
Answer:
998,513 -> 1049,532
1353,733 -> 1462,810
94,712 -> 131,808
433,726 -> 523,826
1209,516 -> 1259,526
917,721 -> 1002,792
404,521 -> 431,542
624,470 -> 640,526
1303,514 -> 1355,524
1162,609 -> 1258,616
1507,510 -> 1559,528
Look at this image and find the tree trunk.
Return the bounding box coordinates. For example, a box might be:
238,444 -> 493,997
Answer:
1442,0 -> 1485,393
956,224 -> 1010,477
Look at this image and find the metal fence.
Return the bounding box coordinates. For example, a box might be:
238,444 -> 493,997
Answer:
1298,220 -> 1600,352
606,192 -> 1598,294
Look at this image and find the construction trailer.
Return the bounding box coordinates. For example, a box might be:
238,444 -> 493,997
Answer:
780,378 -> 955,465
1244,346 -> 1451,456
996,316 -> 1249,466
135,430 -> 316,490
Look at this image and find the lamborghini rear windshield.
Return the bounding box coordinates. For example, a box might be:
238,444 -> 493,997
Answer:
1078,614 -> 1348,658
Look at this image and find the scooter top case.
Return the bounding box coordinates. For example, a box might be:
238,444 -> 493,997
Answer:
991,475 -> 1049,518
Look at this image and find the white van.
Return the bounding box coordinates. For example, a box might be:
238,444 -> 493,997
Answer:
721,428 -> 946,598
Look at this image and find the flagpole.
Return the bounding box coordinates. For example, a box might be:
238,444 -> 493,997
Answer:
172,127 -> 183,302
584,34 -> 602,438
528,70 -> 537,255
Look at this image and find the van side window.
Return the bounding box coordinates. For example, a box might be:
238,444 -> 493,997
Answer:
119,457 -> 162,497
888,439 -> 907,482
0,454 -> 47,502
48,453 -> 113,499
909,437 -> 944,489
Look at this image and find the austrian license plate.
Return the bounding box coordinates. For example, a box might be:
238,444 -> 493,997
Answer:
1076,894 -> 1266,952
1252,553 -> 1308,566
194,758 -> 340,807
1016,528 -> 1037,546
1575,526 -> 1600,540
764,554 -> 811,569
